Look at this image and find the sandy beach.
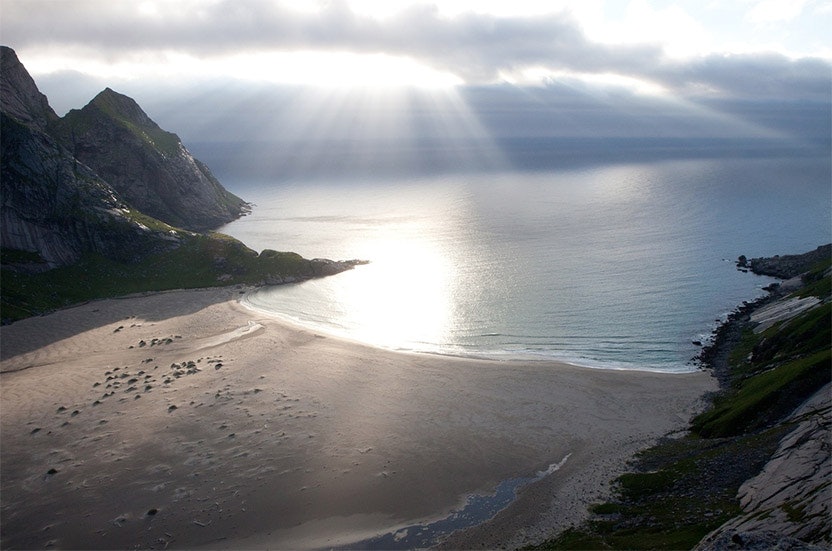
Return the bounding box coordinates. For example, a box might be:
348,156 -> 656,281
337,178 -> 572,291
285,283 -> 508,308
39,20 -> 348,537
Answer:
0,286 -> 715,550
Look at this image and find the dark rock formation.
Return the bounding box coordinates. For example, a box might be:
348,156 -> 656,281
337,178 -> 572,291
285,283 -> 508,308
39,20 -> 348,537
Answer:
0,46 -> 57,131
0,46 -> 180,269
0,45 -> 252,269
694,295 -> 774,388
746,244 -> 831,279
54,88 -> 248,231
1,46 -> 366,321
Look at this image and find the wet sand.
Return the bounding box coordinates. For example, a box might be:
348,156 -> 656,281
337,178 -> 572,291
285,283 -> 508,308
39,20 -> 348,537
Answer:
0,287 -> 715,549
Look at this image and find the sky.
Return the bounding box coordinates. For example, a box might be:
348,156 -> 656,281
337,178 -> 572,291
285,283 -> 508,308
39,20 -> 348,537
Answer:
2,0 -> 830,176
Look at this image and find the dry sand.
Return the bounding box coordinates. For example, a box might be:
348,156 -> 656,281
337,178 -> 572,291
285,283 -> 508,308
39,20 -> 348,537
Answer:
0,287 -> 715,550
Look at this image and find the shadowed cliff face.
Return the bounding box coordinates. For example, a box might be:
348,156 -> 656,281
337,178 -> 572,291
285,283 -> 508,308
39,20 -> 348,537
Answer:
0,45 -> 247,269
56,88 -> 249,231
0,46 -> 361,321
0,111 -> 180,269
0,47 -> 185,270
0,46 -> 57,131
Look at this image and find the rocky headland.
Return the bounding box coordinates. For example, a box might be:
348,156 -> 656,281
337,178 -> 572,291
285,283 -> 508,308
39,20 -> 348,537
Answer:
0,46 -> 360,323
737,244 -> 831,280
691,245 -> 831,550
54,87 -> 248,232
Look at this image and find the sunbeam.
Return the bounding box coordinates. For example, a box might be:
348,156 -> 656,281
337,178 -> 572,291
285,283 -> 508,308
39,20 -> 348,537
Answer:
184,83 -> 511,182
213,82 -> 511,351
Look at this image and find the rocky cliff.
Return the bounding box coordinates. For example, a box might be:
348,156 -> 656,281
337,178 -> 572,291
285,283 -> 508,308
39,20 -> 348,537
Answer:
55,88 -> 248,231
692,251 -> 831,550
0,46 -> 361,321
1,46 -> 182,269
694,382 -> 830,550
0,46 -> 57,130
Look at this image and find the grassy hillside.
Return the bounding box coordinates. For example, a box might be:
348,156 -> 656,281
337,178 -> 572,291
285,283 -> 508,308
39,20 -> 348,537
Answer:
531,257 -> 831,550
60,88 -> 181,156
1,233 -> 330,324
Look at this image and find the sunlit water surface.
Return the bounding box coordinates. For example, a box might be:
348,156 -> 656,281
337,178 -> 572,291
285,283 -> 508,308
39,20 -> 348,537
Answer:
220,156 -> 830,372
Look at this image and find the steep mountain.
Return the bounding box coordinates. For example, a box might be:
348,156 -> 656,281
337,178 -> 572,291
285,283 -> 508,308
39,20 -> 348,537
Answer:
0,46 -> 359,321
0,46 -> 57,131
1,46 -> 180,270
55,88 -> 248,231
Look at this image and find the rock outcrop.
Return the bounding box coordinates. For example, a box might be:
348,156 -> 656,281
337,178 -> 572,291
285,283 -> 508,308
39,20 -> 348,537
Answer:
55,88 -> 248,231
694,384 -> 831,550
746,244 -> 831,279
0,47 -> 182,269
1,46 -> 364,321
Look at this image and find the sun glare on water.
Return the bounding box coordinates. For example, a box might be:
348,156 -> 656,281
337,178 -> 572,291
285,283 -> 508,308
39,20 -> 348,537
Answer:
333,236 -> 455,351
239,183 -> 467,354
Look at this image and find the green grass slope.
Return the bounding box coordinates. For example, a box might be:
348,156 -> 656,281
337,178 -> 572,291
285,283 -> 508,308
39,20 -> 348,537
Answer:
1,232 -> 337,324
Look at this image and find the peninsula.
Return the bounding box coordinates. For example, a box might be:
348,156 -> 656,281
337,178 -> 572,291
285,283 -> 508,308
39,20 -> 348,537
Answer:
0,45 -> 358,323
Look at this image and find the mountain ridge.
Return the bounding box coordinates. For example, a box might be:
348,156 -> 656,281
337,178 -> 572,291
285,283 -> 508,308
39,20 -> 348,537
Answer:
0,46 -> 58,130
55,85 -> 248,231
0,46 -> 360,322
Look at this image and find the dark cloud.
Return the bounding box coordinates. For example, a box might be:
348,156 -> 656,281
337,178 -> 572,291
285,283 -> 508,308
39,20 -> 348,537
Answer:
5,0 -> 656,78
5,0 -> 828,102
654,54 -> 832,101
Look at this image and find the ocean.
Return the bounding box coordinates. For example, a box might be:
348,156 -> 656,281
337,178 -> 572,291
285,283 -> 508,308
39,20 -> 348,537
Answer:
216,146 -> 830,372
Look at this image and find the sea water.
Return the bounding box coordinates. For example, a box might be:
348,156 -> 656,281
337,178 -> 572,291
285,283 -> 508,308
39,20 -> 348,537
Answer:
218,152 -> 830,372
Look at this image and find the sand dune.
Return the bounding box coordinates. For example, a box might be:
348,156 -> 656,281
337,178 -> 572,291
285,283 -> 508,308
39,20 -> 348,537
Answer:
0,287 -> 714,549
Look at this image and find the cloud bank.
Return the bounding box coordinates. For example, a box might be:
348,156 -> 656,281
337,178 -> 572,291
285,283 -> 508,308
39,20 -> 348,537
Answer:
3,0 -> 830,102
4,0 -> 829,177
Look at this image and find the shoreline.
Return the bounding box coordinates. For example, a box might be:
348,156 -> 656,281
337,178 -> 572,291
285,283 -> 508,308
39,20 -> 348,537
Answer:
0,286 -> 715,549
241,288 -> 704,376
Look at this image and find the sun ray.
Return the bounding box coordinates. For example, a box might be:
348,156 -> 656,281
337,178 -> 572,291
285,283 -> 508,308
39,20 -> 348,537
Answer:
185,82 -> 509,183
